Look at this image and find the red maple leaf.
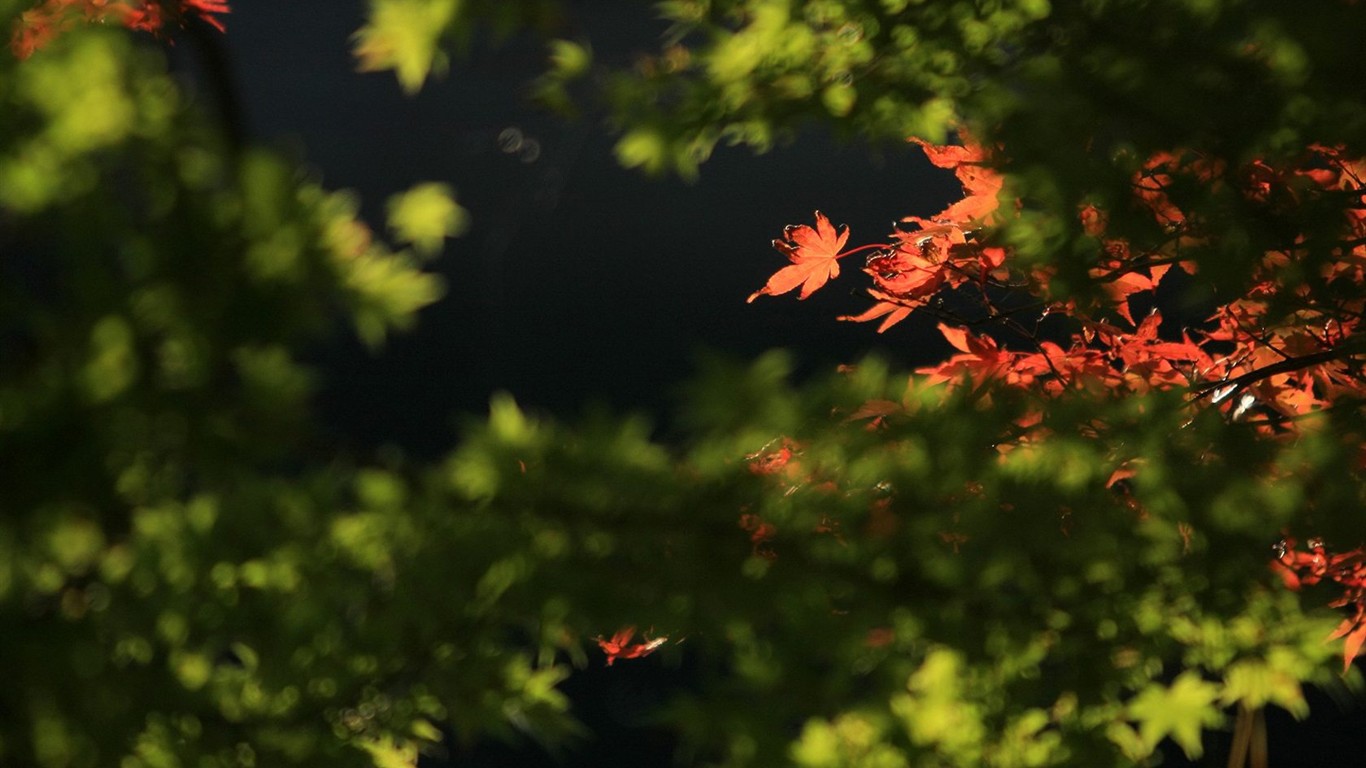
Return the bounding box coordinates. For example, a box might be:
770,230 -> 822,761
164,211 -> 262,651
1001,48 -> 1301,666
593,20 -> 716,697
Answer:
838,289 -> 915,333
1328,609 -> 1366,673
595,626 -> 665,666
909,137 -> 987,169
748,211 -> 850,302
918,323 -> 1014,388
909,137 -> 1003,224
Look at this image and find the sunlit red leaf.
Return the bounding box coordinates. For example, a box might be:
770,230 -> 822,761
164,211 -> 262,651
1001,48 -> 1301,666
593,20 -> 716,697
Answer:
939,323 -> 973,354
909,137 -> 986,169
837,291 -> 913,333
1328,614 -> 1366,673
596,626 -> 666,666
748,211 -> 850,302
908,138 -> 1003,225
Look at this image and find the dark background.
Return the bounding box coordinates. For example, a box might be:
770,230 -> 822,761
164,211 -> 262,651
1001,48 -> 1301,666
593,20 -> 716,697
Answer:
218,0 -> 957,461
199,2 -> 1363,765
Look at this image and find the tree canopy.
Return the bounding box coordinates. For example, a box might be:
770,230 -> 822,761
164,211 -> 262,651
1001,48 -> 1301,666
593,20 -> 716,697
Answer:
4,1 -> 1365,766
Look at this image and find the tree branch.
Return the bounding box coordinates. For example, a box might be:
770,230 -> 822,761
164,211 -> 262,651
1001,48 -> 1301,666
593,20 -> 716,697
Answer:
1190,342 -> 1366,400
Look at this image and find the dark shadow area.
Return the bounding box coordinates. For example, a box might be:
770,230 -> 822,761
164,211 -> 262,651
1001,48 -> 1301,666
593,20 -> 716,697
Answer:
219,0 -> 958,458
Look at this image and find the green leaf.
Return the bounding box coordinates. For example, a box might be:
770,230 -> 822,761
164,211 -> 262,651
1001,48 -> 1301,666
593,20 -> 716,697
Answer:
82,315 -> 139,403
354,0 -> 462,93
547,39 -> 591,79
614,128 -> 670,175
822,83 -> 857,116
1126,672 -> 1222,759
361,735 -> 418,768
1221,657 -> 1308,718
386,182 -> 468,256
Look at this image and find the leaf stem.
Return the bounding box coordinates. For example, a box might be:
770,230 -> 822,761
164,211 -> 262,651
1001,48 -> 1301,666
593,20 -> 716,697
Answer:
836,243 -> 892,259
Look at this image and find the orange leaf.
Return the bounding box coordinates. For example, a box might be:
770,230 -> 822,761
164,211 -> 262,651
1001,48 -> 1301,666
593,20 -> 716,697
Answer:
1106,465 -> 1138,488
749,211 -> 850,302
939,323 -> 972,353
1096,268 -> 1161,326
936,323 -> 1000,357
838,298 -> 913,333
908,138 -> 1003,224
1328,615 -> 1366,673
909,138 -> 987,169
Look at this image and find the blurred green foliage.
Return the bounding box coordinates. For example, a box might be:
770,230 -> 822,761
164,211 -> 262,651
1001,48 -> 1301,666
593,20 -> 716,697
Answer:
3,1 -> 1365,767
385,182 -> 469,258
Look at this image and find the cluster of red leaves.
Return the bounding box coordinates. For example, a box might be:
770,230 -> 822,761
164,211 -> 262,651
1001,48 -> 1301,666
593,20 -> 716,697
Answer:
756,142 -> 1366,427
1275,537 -> 1366,671
739,437 -> 849,561
745,437 -> 797,477
10,0 -> 227,58
835,140 -> 1009,333
749,138 -> 1366,670
738,438 -> 792,561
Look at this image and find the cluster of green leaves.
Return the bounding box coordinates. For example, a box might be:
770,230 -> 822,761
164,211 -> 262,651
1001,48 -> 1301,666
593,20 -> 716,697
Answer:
0,17 -> 458,766
6,1 -> 1366,767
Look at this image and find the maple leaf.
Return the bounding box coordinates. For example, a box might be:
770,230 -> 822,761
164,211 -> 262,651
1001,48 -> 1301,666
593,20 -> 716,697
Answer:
838,289 -> 914,333
909,137 -> 986,169
864,244 -> 948,298
748,211 -> 850,302
595,626 -> 666,666
909,137 -> 1003,224
917,323 -> 1016,389
1126,672 -> 1223,759
1328,610 -> 1366,673
354,0 -> 460,94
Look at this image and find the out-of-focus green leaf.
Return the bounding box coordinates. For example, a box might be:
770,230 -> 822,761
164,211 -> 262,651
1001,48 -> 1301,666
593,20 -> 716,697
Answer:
354,0 -> 462,93
1126,673 -> 1223,759
386,182 -> 468,256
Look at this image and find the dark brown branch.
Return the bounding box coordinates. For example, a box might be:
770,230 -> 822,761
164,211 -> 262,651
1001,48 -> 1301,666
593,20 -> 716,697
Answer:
1190,343 -> 1366,400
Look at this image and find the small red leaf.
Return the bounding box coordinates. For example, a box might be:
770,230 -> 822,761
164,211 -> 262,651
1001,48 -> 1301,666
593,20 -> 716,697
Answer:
596,626 -> 666,666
